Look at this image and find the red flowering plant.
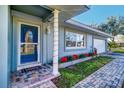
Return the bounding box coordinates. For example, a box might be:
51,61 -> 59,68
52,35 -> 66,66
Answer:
93,48 -> 97,55
60,57 -> 68,63
84,53 -> 90,57
72,54 -> 79,60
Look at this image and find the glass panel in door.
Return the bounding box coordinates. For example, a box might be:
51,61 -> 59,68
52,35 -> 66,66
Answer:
20,24 -> 39,64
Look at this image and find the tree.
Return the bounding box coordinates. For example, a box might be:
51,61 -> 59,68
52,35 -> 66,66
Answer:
98,16 -> 124,41
98,23 -> 108,33
97,16 -> 124,49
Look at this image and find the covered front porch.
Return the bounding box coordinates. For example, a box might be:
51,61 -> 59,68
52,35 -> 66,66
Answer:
0,5 -> 88,88
11,5 -> 60,88
0,5 -> 60,88
11,64 -> 55,88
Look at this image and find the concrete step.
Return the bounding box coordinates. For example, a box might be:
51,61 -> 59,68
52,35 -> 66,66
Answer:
31,80 -> 57,88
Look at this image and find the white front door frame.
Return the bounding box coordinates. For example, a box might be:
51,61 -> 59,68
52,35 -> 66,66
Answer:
17,21 -> 41,70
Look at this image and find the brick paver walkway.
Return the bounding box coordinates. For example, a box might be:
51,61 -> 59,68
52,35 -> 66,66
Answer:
74,55 -> 124,88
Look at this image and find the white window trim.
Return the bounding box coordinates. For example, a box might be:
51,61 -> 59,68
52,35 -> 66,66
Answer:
65,30 -> 87,50
17,22 -> 41,70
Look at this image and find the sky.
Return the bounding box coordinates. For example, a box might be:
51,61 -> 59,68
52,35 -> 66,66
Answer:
73,5 -> 124,25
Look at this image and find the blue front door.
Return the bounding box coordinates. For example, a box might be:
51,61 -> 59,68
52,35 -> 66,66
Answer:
20,23 -> 40,64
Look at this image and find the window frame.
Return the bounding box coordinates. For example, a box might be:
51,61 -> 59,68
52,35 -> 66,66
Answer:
64,29 -> 87,50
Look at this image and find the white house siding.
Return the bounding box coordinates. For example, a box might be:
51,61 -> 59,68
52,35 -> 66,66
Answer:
59,26 -> 93,58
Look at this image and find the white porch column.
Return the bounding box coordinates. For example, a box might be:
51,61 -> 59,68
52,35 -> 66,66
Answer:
52,9 -> 60,75
0,5 -> 10,87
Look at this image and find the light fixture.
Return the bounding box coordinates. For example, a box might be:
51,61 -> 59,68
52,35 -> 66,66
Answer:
46,22 -> 51,34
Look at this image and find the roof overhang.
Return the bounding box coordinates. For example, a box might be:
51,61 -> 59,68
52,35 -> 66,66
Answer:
45,5 -> 112,38
65,19 -> 113,38
11,5 -> 52,21
42,5 -> 89,22
11,5 -> 89,22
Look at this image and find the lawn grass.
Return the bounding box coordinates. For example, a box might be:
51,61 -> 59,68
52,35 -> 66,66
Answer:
112,50 -> 124,53
52,56 -> 114,88
111,47 -> 124,53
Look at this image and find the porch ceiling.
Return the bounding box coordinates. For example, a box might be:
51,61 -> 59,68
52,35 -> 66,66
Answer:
11,5 -> 52,20
42,5 -> 89,22
11,5 -> 89,22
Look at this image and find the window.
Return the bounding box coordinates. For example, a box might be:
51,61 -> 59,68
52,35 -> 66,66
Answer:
65,31 -> 86,50
21,30 -> 35,55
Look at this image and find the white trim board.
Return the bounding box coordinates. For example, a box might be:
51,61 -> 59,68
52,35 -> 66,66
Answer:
11,10 -> 42,22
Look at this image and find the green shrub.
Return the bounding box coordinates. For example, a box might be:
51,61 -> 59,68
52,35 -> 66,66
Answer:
108,41 -> 118,48
79,54 -> 86,58
89,53 -> 94,56
67,56 -> 73,62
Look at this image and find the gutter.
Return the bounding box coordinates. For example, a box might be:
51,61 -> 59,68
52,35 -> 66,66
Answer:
41,5 -> 90,12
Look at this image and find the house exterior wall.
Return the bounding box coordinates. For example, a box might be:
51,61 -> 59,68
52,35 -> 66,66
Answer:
114,34 -> 124,43
45,24 -> 94,63
10,9 -> 107,71
11,10 -> 54,70
59,26 -> 93,58
10,8 -> 108,69
93,35 -> 107,40
0,5 -> 11,88
38,22 -> 94,63
11,11 -> 45,71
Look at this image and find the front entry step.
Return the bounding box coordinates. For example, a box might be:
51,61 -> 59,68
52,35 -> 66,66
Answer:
11,64 -> 54,88
30,80 -> 57,88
